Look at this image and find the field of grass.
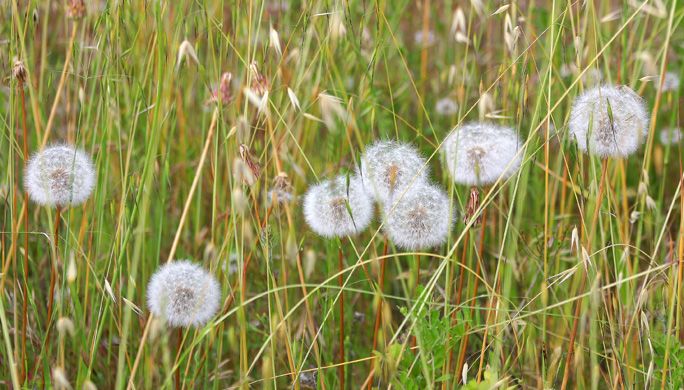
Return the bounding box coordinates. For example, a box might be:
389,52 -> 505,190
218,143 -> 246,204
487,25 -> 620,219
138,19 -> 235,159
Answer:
2,0 -> 684,388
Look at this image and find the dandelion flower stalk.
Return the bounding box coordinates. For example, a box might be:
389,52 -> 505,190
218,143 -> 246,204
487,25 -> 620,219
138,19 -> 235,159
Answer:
443,121 -> 522,224
442,122 -> 521,379
23,144 -> 95,356
561,85 -> 648,389
303,174 -> 374,389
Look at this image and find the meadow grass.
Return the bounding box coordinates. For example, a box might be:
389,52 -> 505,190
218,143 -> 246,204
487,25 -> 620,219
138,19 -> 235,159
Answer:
2,0 -> 684,388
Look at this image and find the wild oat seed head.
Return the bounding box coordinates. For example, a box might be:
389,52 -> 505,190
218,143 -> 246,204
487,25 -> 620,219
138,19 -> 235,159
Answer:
569,85 -> 649,158
444,122 -> 522,186
146,260 -> 221,328
12,60 -> 27,84
303,174 -> 373,238
25,145 -> 96,208
359,140 -> 429,203
383,183 -> 452,250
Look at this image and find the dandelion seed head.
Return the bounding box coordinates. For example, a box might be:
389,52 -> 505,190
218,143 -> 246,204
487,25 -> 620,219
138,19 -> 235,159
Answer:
569,85 -> 649,158
25,145 -> 96,208
303,174 -> 373,238
383,183 -> 452,250
146,261 -> 221,328
435,97 -> 459,116
414,30 -> 436,47
661,71 -> 680,92
582,68 -> 603,86
659,127 -> 682,145
359,141 -> 429,203
444,122 -> 522,186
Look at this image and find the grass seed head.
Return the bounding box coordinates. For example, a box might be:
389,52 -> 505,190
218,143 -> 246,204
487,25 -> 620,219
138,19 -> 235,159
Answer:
25,144 -> 96,208
303,174 -> 373,238
52,366 -> 72,390
383,183 -> 452,250
56,317 -> 75,337
66,0 -> 86,18
146,260 -> 221,328
12,60 -> 27,84
569,85 -> 649,158
444,122 -> 522,186
359,140 -> 429,203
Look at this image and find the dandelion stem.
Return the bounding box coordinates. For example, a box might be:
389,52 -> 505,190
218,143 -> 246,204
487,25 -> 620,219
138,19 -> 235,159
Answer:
338,246 -> 345,390
454,205 -> 488,382
368,238 -> 389,389
127,108 -> 219,389
46,206 -> 61,331
561,158 -> 608,390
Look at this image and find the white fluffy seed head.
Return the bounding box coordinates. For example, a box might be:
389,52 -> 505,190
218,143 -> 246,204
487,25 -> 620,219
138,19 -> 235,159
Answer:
659,127 -> 682,145
569,85 -> 649,158
443,122 -> 522,186
435,97 -> 459,116
359,141 -> 429,203
24,144 -> 96,208
383,183 -> 452,250
303,174 -> 373,238
661,71 -> 680,92
146,260 -> 221,328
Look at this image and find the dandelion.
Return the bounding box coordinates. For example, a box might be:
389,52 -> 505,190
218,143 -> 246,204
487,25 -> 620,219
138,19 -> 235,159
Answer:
569,85 -> 649,158
303,174 -> 373,238
659,127 -> 682,145
435,97 -> 459,116
383,183 -> 452,250
359,141 -> 429,203
25,145 -> 96,208
146,260 -> 221,328
661,71 -> 680,92
582,67 -> 603,86
443,122 -> 522,187
414,30 -> 436,47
